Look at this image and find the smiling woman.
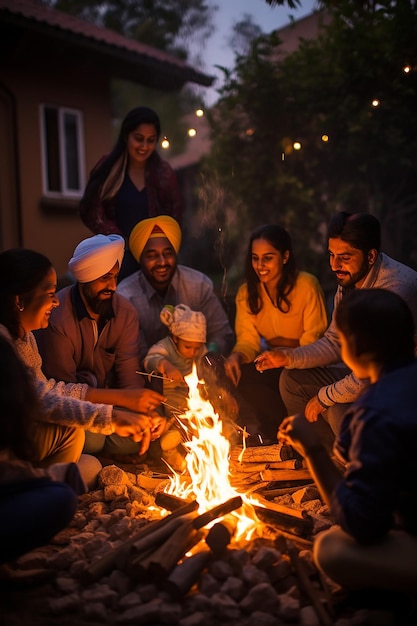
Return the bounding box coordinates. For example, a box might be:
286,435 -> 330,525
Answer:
79,106 -> 184,280
224,224 -> 328,441
0,247 -> 166,482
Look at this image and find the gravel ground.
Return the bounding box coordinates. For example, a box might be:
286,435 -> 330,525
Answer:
0,458 -> 414,626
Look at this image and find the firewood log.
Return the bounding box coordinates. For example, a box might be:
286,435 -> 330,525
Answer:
163,549 -> 211,598
155,491 -> 194,511
230,444 -> 297,463
260,468 -> 311,482
205,514 -> 237,555
130,496 -> 243,579
82,500 -> 198,582
251,495 -> 314,538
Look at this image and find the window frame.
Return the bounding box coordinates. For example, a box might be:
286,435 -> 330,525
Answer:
39,104 -> 86,199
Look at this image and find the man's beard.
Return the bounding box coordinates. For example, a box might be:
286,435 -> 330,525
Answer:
83,288 -> 114,317
337,258 -> 372,288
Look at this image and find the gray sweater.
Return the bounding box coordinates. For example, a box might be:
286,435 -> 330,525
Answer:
282,253 -> 417,406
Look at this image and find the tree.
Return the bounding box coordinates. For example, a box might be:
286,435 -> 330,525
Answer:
40,1 -> 218,151
228,14 -> 263,58
197,0 -> 417,291
41,0 -> 217,60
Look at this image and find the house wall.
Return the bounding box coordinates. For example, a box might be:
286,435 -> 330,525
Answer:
0,61 -> 113,277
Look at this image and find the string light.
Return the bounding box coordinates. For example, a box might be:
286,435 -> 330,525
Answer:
161,136 -> 170,149
188,128 -> 197,137
195,108 -> 204,117
293,141 -> 302,151
321,134 -> 329,142
371,99 -> 380,107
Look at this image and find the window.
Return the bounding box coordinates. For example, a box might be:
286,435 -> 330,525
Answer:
40,105 -> 85,197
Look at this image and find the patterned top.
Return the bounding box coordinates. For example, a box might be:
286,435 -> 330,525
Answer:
0,325 -> 112,433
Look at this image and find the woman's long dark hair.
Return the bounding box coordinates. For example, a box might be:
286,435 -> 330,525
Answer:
0,335 -> 39,460
79,106 -> 161,214
0,248 -> 53,339
245,224 -> 298,314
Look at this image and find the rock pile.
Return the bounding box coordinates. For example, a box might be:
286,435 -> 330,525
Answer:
0,462 -> 402,626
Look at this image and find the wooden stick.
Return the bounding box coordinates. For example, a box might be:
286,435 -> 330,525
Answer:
82,500 -> 198,582
229,459 -> 302,472
230,444 -> 297,463
260,468 -> 311,482
163,549 -> 211,598
205,514 -> 237,555
286,540 -> 334,626
131,496 -> 243,578
155,492 -> 194,511
251,495 -> 313,538
252,495 -> 310,521
256,485 -> 308,498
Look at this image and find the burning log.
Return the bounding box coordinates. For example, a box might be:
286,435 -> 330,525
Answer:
163,549 -> 211,598
154,491 -> 194,511
205,514 -> 237,555
82,500 -> 198,583
130,496 -> 243,579
251,496 -> 314,538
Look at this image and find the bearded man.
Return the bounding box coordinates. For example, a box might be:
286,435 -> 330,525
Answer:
116,215 -> 234,362
254,211 -> 417,448
36,234 -> 163,456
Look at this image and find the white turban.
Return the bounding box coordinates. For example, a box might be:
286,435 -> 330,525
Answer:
160,304 -> 206,343
68,234 -> 125,283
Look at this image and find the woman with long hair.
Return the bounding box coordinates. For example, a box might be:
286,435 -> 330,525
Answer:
225,224 -> 327,442
0,248 -> 165,475
79,106 -> 183,278
0,335 -> 78,565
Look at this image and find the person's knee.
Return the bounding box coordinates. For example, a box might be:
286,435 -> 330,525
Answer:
313,527 -> 352,581
77,454 -> 102,491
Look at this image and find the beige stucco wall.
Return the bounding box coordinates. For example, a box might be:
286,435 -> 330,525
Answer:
0,62 -> 113,277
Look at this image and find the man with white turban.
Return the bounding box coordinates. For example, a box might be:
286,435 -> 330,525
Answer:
117,216 -> 235,362
36,234 -> 164,457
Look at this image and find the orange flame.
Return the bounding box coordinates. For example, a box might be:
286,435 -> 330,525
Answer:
165,364 -> 261,541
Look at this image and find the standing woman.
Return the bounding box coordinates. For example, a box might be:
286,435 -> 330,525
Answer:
79,106 -> 183,279
224,224 -> 328,442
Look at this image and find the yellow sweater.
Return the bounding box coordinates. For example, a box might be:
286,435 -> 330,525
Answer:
233,271 -> 328,362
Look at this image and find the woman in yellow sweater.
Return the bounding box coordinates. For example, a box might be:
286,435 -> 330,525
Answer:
225,224 -> 328,443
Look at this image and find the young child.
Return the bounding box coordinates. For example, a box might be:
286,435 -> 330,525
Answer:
278,289 -> 417,617
144,304 -> 207,468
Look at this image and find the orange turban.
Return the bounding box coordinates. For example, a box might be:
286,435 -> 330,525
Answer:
129,216 -> 182,262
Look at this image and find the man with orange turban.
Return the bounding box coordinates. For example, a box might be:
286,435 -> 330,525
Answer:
117,216 -> 234,362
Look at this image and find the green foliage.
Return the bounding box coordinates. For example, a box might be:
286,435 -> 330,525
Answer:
42,0 -> 216,59
198,0 -> 417,291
